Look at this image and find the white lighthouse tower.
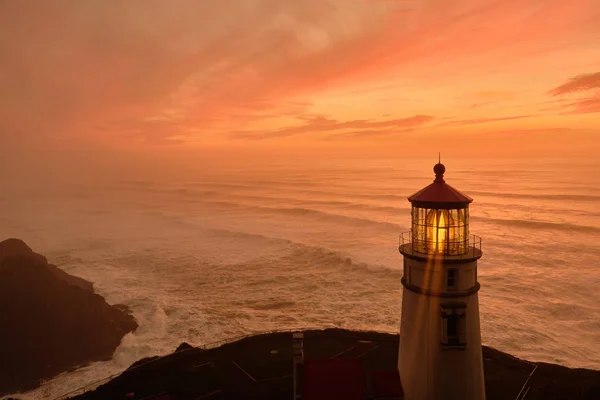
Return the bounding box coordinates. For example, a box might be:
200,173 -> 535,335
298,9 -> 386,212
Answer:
398,161 -> 485,400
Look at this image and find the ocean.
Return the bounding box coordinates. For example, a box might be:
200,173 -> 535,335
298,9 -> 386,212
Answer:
1,157 -> 599,399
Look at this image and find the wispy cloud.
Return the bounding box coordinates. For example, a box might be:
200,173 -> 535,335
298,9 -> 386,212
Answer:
230,114 -> 434,140
560,95 -> 600,114
325,127 -> 418,139
548,72 -> 600,95
548,71 -> 600,114
436,115 -> 534,127
0,0 -> 398,145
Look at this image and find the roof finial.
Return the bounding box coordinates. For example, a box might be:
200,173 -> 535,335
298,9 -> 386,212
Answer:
433,154 -> 445,183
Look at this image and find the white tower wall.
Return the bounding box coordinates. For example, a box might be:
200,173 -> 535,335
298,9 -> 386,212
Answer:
398,256 -> 485,400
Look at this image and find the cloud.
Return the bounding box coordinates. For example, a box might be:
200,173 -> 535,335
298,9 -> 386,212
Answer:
324,127 -> 418,139
548,72 -> 600,95
560,94 -> 600,114
230,114 -> 434,140
0,0 -> 398,146
1,0 -> 599,148
436,115 -> 534,127
547,71 -> 600,114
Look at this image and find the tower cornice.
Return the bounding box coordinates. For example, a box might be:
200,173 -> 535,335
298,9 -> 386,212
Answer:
401,277 -> 481,297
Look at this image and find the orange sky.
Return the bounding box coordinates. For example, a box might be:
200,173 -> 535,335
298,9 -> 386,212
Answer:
1,0 -> 599,160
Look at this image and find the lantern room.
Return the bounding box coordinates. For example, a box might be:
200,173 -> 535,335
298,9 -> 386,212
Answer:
407,162 -> 472,256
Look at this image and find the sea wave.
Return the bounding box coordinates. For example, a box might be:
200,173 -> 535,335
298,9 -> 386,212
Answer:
148,192 -> 600,239
194,201 -> 402,231
284,243 -> 402,276
472,216 -> 600,234
169,189 -> 408,213
468,191 -> 600,202
206,227 -> 295,247
155,188 -> 600,220
113,178 -> 408,193
197,227 -> 401,275
204,201 -> 599,236
111,182 -> 600,221
112,181 -> 415,203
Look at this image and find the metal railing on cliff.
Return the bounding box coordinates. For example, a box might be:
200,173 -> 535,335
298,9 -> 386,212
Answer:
514,364 -> 538,400
51,327 -> 399,400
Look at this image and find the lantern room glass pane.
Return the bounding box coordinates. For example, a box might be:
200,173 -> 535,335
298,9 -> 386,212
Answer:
411,205 -> 469,255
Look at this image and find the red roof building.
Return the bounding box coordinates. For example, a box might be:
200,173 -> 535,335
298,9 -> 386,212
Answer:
301,358 -> 404,400
303,358 -> 366,400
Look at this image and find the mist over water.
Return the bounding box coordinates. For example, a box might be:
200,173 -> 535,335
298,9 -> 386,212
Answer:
1,157 -> 599,399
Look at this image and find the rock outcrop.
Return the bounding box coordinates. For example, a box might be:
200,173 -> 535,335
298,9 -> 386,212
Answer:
0,238 -> 94,291
175,342 -> 193,353
0,238 -> 138,396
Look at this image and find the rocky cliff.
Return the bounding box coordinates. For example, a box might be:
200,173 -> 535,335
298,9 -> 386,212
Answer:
0,238 -> 138,396
66,329 -> 600,400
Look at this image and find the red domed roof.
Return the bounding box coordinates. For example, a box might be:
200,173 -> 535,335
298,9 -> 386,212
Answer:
407,163 -> 472,209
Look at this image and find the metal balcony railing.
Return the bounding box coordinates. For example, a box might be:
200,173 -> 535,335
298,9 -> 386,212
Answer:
399,231 -> 482,259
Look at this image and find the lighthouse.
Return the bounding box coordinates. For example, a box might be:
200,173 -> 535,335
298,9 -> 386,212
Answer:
398,161 -> 485,400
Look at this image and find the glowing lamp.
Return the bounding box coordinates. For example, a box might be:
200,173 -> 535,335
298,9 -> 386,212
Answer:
407,162 -> 471,255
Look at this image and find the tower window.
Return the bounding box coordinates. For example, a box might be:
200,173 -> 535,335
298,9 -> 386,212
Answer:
447,269 -> 457,289
441,303 -> 467,347
447,314 -> 458,344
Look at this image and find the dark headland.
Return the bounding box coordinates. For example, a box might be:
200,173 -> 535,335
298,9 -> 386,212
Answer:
2,240 -> 599,400
0,239 -> 138,397
56,329 -> 600,400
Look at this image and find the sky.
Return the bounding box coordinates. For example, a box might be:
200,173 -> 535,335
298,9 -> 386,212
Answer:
1,0 -> 599,166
